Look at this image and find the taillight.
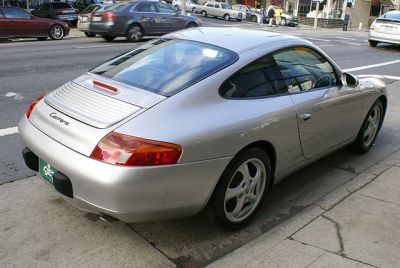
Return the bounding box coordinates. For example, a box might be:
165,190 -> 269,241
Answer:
102,12 -> 116,21
90,132 -> 182,166
370,21 -> 376,30
26,95 -> 44,119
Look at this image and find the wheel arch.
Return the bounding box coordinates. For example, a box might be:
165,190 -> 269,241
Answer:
377,95 -> 387,129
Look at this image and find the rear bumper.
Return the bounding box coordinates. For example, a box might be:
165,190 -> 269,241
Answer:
369,29 -> 400,44
18,116 -> 231,222
89,23 -> 123,36
77,22 -> 90,32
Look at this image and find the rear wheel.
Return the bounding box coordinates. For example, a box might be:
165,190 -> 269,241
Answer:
201,10 -> 207,17
126,24 -> 143,42
174,4 -> 179,10
84,32 -> 96,38
369,40 -> 378,47
210,148 -> 271,230
281,18 -> 286,25
49,25 -> 64,40
250,15 -> 257,22
352,99 -> 384,153
102,35 -> 116,41
224,14 -> 230,21
186,22 -> 197,28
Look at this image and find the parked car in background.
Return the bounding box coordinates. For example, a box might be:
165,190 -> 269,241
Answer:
31,2 -> 79,25
19,27 -> 387,230
89,1 -> 201,42
73,0 -> 102,12
172,0 -> 198,13
232,4 -> 261,23
0,6 -> 69,40
369,11 -> 400,47
198,1 -> 242,22
78,3 -> 110,37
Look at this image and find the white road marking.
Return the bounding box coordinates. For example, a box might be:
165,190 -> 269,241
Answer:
5,92 -> 18,97
0,127 -> 19,137
335,37 -> 358,41
343,60 -> 400,72
76,44 -> 134,49
306,37 -> 332,42
342,42 -> 361,46
319,44 -> 337,47
357,74 -> 400,80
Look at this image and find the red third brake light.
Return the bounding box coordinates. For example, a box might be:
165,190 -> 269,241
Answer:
90,132 -> 182,166
102,12 -> 116,21
26,95 -> 44,119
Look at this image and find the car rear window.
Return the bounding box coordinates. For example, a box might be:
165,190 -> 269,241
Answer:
90,39 -> 238,97
106,2 -> 130,11
378,12 -> 400,21
51,3 -> 72,9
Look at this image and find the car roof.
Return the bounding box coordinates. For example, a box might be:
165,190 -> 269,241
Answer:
164,27 -> 304,54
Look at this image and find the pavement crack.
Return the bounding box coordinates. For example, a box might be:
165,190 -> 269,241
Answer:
358,193 -> 400,206
321,215 -> 345,256
313,203 -> 327,211
305,253 -> 325,268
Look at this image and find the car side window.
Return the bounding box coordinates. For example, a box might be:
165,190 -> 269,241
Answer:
272,47 -> 337,93
2,7 -> 31,19
206,3 -> 214,7
219,54 -> 288,98
0,9 -> 4,18
155,3 -> 176,14
135,2 -> 157,12
215,4 -> 221,8
42,3 -> 50,11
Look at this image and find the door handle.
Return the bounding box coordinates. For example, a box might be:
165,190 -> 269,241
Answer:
299,113 -> 311,122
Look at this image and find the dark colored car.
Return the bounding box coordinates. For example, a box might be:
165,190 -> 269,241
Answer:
0,6 -> 70,40
78,3 -> 110,37
89,1 -> 202,42
31,2 -> 79,25
73,0 -> 102,13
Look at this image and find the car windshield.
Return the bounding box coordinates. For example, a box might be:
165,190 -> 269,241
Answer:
90,39 -> 238,97
221,3 -> 231,9
51,3 -> 72,9
378,12 -> 400,21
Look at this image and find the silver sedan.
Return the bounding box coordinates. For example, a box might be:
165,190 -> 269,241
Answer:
19,27 -> 387,230
369,11 -> 400,47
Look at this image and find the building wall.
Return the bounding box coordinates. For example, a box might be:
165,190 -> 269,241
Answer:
350,0 -> 371,29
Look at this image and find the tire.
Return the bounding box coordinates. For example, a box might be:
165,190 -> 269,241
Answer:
281,18 -> 286,26
49,25 -> 65,40
174,4 -> 179,10
192,7 -> 196,13
126,24 -> 143,42
224,14 -> 230,21
84,32 -> 96,38
102,35 -> 116,41
186,22 -> 197,28
250,16 -> 257,23
352,99 -> 384,154
201,10 -> 207,17
210,148 -> 272,230
236,18 -> 242,22
37,37 -> 47,41
369,40 -> 378,47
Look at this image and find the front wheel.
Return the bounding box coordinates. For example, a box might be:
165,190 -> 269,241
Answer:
210,148 -> 271,230
352,99 -> 384,153
84,32 -> 96,38
250,16 -> 257,23
281,18 -> 286,26
49,25 -> 64,40
201,10 -> 207,17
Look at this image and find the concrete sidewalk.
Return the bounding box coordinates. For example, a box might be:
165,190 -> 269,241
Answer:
209,151 -> 400,268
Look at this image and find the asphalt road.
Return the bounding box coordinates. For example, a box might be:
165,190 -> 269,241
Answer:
1,18 -> 400,267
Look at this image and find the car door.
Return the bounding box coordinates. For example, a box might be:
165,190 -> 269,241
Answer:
272,47 -> 365,159
0,8 -> 12,37
214,3 -> 223,17
133,2 -> 159,34
2,7 -> 39,37
154,2 -> 180,33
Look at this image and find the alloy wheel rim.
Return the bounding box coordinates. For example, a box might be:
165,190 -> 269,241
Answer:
52,26 -> 63,39
363,105 -> 381,147
225,15 -> 230,21
224,158 -> 266,222
129,27 -> 142,41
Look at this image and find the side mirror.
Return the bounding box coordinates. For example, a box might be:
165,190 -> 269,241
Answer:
341,72 -> 359,88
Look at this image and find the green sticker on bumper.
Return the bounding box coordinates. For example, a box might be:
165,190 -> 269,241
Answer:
39,159 -> 57,185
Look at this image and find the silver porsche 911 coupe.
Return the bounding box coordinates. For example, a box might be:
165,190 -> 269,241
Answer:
19,27 -> 387,230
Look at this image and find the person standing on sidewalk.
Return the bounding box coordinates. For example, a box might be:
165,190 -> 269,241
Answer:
268,7 -> 275,27
343,13 -> 350,31
274,6 -> 282,27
